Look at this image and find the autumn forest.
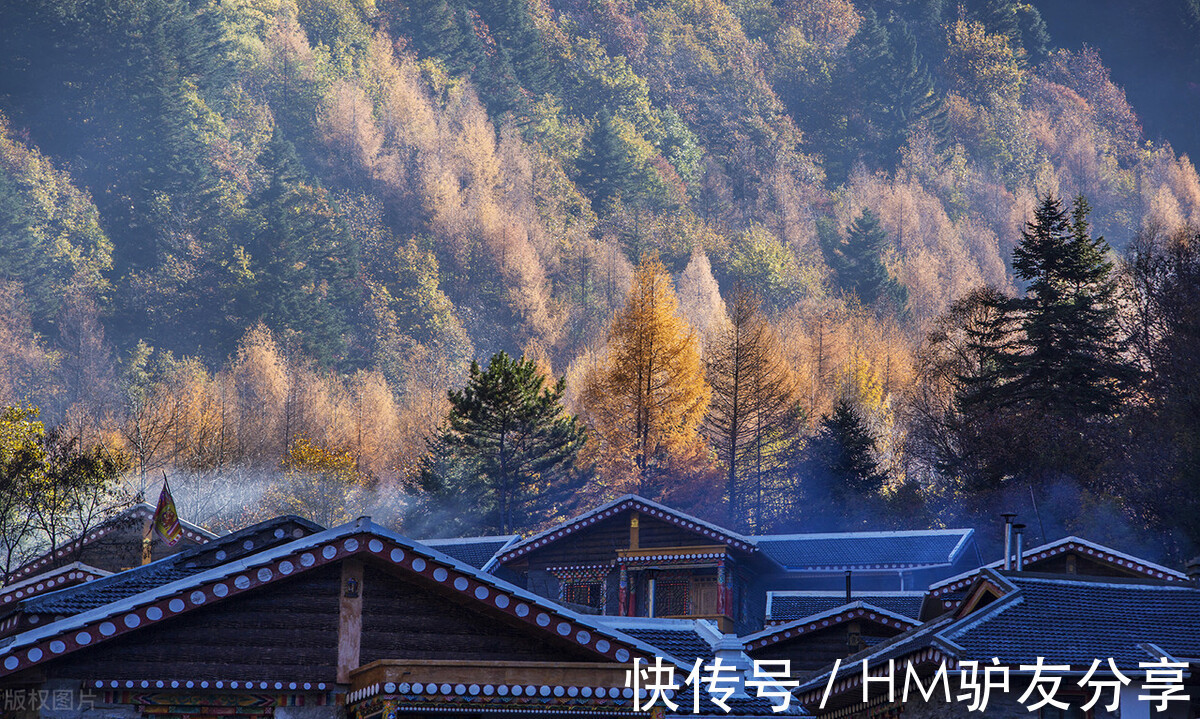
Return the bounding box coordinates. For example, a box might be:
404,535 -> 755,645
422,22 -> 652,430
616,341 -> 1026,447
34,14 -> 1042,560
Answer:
1,0 -> 1199,571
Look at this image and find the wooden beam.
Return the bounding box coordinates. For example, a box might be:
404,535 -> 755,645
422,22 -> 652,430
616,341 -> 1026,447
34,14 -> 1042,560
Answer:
337,559 -> 364,683
629,513 -> 639,550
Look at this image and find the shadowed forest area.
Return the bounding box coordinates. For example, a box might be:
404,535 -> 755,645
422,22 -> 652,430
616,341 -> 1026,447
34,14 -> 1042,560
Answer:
1,0 -> 1198,569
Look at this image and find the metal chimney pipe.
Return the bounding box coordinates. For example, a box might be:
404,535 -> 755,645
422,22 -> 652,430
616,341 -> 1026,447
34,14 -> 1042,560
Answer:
845,570 -> 852,602
1013,524 -> 1026,571
1001,513 -> 1017,570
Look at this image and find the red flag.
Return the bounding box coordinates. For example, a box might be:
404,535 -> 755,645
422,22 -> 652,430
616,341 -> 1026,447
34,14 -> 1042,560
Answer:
153,479 -> 183,546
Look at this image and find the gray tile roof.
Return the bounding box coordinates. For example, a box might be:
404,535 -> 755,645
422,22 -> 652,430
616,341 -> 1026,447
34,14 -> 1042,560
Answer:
753,529 -> 975,570
419,535 -> 518,569
798,569 -> 1200,701
16,515 -> 325,616
946,573 -> 1200,668
620,627 -> 715,666
767,592 -> 926,622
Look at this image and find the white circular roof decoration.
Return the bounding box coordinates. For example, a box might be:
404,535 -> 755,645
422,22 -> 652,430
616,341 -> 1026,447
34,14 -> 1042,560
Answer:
439,683 -> 452,695
494,595 -> 509,609
146,606 -> 163,620
515,603 -> 529,617
536,613 -> 550,626
595,639 -> 610,653
124,614 -> 140,628
26,648 -> 42,662
433,568 -> 448,582
454,577 -> 469,591
390,549 -> 405,563
75,631 -> 92,645
212,584 -> 228,598
257,568 -> 272,582
274,528 -> 286,538
278,561 -> 294,575
557,622 -> 570,635
99,621 -> 117,636
615,648 -> 630,662
455,684 -> 466,695
398,683 -> 411,693
369,539 -> 383,553
412,558 -> 426,571
301,553 -> 315,567
49,640 -> 65,654
581,687 -> 593,698
243,540 -> 254,550
233,577 -> 250,591
474,587 -> 489,600
344,539 -> 359,552
469,685 -> 480,695
576,630 -> 591,644
322,545 -> 337,559
191,590 -> 207,605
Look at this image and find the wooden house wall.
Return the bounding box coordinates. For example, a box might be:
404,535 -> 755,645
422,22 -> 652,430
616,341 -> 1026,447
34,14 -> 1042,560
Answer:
358,563 -> 597,664
42,564 -> 342,682
1024,553 -> 1145,578
512,511 -> 712,570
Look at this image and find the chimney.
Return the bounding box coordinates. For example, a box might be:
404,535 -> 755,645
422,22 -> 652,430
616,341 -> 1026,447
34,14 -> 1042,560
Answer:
1186,557 -> 1200,584
1001,513 -> 1017,570
845,570 -> 852,602
712,635 -> 752,698
1013,524 -> 1026,571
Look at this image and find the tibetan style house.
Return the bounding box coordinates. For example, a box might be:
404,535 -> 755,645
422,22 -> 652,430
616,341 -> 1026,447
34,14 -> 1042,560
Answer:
1,494 -> 1196,719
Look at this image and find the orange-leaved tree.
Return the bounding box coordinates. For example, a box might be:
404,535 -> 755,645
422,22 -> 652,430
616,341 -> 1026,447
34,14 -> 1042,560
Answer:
580,254 -> 715,505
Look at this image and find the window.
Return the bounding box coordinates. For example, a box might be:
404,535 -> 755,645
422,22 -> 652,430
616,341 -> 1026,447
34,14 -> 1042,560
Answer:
655,577 -> 690,616
564,581 -> 602,609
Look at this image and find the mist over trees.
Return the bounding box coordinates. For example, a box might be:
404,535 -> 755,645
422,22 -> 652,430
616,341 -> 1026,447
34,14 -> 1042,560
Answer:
0,0 -> 1198,561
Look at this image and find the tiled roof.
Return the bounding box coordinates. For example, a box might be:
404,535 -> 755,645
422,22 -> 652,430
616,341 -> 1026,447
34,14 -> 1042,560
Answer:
947,573 -> 1200,668
767,591 -> 926,622
797,569 -> 1200,704
926,535 -> 1189,600
0,563 -> 110,608
0,517 -> 695,682
753,529 -> 975,570
419,535 -> 518,569
590,617 -> 720,666
744,602 -> 918,653
16,515 -> 325,616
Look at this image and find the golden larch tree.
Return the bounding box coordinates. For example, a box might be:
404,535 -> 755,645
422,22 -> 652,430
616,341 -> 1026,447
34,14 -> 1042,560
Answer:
581,254 -> 713,503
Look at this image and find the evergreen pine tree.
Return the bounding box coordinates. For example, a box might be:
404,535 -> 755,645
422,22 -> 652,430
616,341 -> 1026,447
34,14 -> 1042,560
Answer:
577,111 -> 640,213
885,24 -> 947,157
419,351 -> 587,534
824,209 -> 908,313
1006,195 -> 1136,415
809,396 -> 886,502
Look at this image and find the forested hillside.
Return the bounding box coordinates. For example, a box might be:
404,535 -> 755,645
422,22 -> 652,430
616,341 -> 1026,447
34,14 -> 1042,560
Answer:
1,0 -> 1198,561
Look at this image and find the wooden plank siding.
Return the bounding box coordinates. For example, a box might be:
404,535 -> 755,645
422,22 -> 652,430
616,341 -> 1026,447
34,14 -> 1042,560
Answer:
356,562 -> 598,664
510,511 -> 709,571
48,563 -> 342,682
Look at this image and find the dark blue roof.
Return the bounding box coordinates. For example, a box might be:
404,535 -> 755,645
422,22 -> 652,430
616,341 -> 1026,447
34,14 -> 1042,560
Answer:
17,516 -> 324,615
753,529 -> 974,569
768,592 -> 926,622
420,536 -> 517,569
947,574 -> 1200,668
800,570 -> 1200,698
